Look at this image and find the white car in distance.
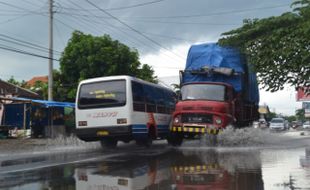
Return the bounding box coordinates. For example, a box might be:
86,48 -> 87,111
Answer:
303,121 -> 310,129
269,118 -> 286,131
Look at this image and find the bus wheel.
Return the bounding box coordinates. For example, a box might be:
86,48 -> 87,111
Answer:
167,133 -> 183,146
100,139 -> 117,149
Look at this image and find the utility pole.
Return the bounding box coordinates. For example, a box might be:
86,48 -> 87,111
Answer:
48,0 -> 53,101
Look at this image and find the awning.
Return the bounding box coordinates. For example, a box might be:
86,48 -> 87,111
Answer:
0,96 -> 75,108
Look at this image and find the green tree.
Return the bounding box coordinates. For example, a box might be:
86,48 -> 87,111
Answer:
219,0 -> 310,92
285,115 -> 297,123
295,108 -> 305,121
266,111 -> 277,122
57,31 -> 157,101
171,83 -> 181,99
7,76 -> 27,88
30,80 -> 48,100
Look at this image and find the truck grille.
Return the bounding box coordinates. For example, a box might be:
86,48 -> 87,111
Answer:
181,113 -> 213,124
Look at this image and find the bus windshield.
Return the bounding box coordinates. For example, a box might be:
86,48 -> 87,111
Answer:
78,80 -> 126,109
181,84 -> 226,101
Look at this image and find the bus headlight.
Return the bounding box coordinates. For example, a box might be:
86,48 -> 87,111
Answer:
174,115 -> 181,124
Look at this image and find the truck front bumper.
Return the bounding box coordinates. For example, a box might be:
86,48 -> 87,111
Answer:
171,125 -> 222,135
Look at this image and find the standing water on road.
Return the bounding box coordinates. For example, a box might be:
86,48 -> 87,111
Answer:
0,129 -> 310,189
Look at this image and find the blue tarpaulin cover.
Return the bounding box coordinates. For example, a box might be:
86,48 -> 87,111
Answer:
183,43 -> 259,104
9,97 -> 75,108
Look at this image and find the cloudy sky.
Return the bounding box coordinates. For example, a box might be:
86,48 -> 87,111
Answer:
0,0 -> 301,115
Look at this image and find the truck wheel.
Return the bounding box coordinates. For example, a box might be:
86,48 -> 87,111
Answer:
167,133 -> 183,146
100,138 -> 117,149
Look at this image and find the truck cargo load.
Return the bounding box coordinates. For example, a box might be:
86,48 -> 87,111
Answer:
183,43 -> 259,104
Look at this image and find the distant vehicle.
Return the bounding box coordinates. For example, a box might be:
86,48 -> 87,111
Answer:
75,75 -> 176,148
258,118 -> 268,128
269,118 -> 286,131
291,121 -> 302,129
303,121 -> 310,129
253,121 -> 259,128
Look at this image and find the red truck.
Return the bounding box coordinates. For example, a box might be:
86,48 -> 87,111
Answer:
168,43 -> 259,145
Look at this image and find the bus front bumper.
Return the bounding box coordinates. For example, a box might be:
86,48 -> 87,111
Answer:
75,126 -> 132,142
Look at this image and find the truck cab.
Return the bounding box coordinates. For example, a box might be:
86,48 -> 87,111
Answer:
172,82 -> 235,137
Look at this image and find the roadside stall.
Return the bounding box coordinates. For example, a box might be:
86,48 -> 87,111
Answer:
0,97 -> 75,138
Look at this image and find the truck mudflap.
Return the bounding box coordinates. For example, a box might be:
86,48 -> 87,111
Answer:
171,126 -> 222,135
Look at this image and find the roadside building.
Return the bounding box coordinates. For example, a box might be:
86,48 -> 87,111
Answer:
0,97 -> 75,138
0,79 -> 75,138
0,79 -> 40,125
26,76 -> 48,88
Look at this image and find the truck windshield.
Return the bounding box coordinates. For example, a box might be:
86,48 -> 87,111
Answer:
181,84 -> 226,101
78,80 -> 126,109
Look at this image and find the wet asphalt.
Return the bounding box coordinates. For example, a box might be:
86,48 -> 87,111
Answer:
0,128 -> 310,190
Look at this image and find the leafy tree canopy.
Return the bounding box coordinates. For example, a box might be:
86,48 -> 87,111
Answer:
57,31 -> 157,101
219,0 -> 310,92
6,76 -> 27,88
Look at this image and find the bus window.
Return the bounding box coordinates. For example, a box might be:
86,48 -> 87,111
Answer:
132,81 -> 145,112
78,80 -> 126,109
144,85 -> 156,113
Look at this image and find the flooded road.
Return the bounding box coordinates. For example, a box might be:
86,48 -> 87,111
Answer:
0,129 -> 310,190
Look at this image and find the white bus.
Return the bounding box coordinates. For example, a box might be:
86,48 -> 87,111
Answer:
75,75 -> 176,148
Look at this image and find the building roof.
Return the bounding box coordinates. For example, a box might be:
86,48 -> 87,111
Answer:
26,76 -> 48,87
0,79 -> 40,99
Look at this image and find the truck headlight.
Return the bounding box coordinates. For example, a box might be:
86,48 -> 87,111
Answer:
174,115 -> 181,124
215,118 -> 222,125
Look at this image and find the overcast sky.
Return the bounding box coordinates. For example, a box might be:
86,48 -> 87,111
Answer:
0,0 -> 301,115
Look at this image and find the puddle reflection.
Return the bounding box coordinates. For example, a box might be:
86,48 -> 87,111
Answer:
2,147 -> 310,190
75,150 -> 263,190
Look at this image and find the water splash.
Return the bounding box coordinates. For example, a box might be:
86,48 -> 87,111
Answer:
45,135 -> 100,151
216,127 -> 308,148
182,127 -> 305,148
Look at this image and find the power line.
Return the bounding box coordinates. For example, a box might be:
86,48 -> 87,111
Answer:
57,12 -> 240,26
122,19 -> 240,26
0,33 -> 62,54
22,0 -> 46,9
124,3 -> 291,19
0,44 -> 59,61
0,13 -> 33,24
0,1 -> 49,19
60,0 -> 185,63
57,0 -> 166,12
0,1 -> 40,13
85,0 -> 185,60
54,22 -> 67,47
57,3 -> 290,20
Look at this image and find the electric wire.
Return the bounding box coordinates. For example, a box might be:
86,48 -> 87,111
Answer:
85,0 -> 186,60
0,44 -> 59,61
56,3 -> 290,20
120,3 -> 291,19
0,34 -> 62,54
57,0 -> 166,12
61,0 -> 185,63
57,1 -> 152,56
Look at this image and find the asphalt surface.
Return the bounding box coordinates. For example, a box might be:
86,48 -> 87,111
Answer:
0,128 -> 310,190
